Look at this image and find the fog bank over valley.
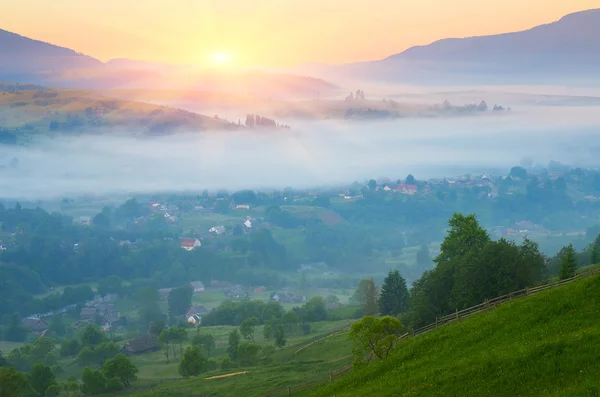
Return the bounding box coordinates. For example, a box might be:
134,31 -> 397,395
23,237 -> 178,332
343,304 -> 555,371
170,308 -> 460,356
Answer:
1,106 -> 599,200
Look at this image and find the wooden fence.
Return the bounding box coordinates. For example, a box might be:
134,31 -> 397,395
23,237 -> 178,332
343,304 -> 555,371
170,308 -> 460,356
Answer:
264,268 -> 600,396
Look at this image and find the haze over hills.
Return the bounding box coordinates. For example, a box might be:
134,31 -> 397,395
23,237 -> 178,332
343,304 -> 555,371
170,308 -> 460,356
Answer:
0,29 -> 338,98
294,9 -> 600,86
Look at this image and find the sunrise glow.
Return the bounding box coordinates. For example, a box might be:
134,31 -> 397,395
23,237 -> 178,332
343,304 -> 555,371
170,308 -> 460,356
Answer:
210,52 -> 232,66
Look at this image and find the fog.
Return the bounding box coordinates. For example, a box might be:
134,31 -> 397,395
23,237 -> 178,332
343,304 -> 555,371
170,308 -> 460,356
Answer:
1,106 -> 600,200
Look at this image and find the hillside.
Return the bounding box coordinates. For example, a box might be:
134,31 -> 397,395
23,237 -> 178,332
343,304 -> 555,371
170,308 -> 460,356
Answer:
0,83 -> 236,141
0,28 -> 101,74
308,273 -> 600,397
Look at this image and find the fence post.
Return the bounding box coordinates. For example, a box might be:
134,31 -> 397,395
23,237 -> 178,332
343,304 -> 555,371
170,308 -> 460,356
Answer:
526,287 -> 529,296
509,292 -> 513,301
329,370 -> 333,382
456,308 -> 459,320
435,317 -> 438,328
288,385 -> 291,395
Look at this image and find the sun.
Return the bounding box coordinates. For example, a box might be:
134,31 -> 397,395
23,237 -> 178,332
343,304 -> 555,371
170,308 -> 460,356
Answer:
210,52 -> 232,65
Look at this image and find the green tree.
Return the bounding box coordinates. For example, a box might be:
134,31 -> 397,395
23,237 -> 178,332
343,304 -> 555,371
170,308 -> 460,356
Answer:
178,346 -> 209,378
28,362 -> 57,397
47,315 -> 67,338
4,313 -> 27,342
352,279 -> 378,316
0,367 -> 30,397
405,174 -> 416,185
239,317 -> 259,343
102,353 -> 138,387
237,343 -> 261,366
136,286 -> 162,331
274,324 -> 286,348
45,384 -> 61,397
81,325 -> 105,348
192,333 -> 216,357
80,367 -> 107,395
263,323 -> 274,340
227,330 -> 241,361
97,275 -> 123,297
158,329 -> 172,362
559,244 -> 578,280
301,296 -> 328,322
591,234 -> 600,264
509,166 -> 528,179
167,286 -> 193,318
349,316 -> 403,362
378,270 -> 409,316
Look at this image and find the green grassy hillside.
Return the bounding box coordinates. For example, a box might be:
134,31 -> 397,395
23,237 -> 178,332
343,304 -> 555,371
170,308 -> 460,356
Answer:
308,274 -> 600,397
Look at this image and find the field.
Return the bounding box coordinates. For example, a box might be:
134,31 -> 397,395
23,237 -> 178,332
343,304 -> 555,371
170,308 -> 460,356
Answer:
97,319 -> 354,397
307,274 -> 600,397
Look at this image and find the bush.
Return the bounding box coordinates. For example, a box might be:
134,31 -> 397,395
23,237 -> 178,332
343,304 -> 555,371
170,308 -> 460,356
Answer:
220,357 -> 238,370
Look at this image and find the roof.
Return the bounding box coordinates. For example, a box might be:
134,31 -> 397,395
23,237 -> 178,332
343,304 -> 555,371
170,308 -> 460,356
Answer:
22,318 -> 48,332
189,281 -> 205,289
396,184 -> 417,191
187,305 -> 209,316
181,238 -> 199,248
121,334 -> 159,355
80,308 -> 98,317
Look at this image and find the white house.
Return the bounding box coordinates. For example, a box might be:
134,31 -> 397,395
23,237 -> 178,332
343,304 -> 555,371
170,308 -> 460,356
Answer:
189,281 -> 205,293
181,238 -> 202,250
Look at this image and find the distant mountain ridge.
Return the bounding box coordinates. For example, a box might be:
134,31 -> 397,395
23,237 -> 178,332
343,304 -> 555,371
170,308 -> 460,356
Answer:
294,8 -> 600,85
0,29 -> 338,97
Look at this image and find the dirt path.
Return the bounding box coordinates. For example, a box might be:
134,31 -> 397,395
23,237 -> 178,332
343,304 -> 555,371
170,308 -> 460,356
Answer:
204,371 -> 251,380
327,354 -> 352,363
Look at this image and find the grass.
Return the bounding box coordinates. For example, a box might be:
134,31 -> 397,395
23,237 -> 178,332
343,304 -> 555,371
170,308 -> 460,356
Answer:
0,340 -> 25,354
307,274 -> 600,397
99,319 -> 354,397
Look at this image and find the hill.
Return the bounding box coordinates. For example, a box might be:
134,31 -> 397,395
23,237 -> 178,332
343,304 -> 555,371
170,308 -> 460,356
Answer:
308,273 -> 600,397
0,83 -> 236,141
0,28 -> 101,74
295,9 -> 600,85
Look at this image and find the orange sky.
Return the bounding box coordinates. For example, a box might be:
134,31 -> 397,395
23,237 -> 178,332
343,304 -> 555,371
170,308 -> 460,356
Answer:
1,1 -> 598,67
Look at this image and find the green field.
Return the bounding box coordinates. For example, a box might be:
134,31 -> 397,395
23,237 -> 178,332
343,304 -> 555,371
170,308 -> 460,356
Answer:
307,274 -> 600,397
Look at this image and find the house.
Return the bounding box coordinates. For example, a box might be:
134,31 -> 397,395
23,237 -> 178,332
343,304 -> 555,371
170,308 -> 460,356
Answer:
186,305 -> 208,318
255,286 -> 266,294
271,291 -> 306,304
21,318 -> 48,334
80,307 -> 98,319
243,220 -> 252,228
120,334 -> 160,356
181,238 -> 202,250
383,186 -> 392,192
79,216 -> 91,225
210,280 -> 233,289
189,281 -> 205,293
395,184 -> 418,195
209,226 -> 226,235
235,204 -> 250,210
187,314 -> 203,325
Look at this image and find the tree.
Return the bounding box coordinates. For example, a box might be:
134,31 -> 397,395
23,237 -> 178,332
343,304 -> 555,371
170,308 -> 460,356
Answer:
81,324 -> 105,348
352,279 -> 378,316
591,234 -> 600,264
4,313 -> 27,342
301,296 -> 328,322
158,329 -> 172,362
80,367 -> 107,395
178,346 -> 209,378
0,367 -> 30,397
367,179 -> 377,191
136,286 -> 163,330
237,343 -> 261,366
168,286 -> 193,318
102,353 -> 138,387
263,323 -> 274,340
405,174 -> 416,185
192,333 -> 216,357
559,244 -> 578,280
148,319 -> 166,336
239,317 -> 259,343
378,270 -> 409,316
349,316 -> 403,362
274,324 -> 286,348
47,315 -> 67,338
227,330 -> 241,361
509,166 -> 528,179
97,275 -> 123,297
28,362 -> 57,397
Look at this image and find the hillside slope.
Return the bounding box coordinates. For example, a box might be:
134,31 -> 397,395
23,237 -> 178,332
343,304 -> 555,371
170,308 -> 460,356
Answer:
309,274 -> 600,397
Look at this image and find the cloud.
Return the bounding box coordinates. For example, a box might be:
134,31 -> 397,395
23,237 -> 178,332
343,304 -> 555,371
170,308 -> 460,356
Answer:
1,105 -> 600,200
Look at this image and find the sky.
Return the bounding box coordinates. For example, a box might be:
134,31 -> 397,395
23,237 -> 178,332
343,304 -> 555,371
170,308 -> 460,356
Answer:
1,0 -> 598,67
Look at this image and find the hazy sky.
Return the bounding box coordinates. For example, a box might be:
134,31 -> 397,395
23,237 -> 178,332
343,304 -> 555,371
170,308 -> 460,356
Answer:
1,1 -> 598,67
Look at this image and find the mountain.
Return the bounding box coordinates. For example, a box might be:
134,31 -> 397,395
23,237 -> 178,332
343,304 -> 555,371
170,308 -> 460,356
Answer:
295,9 -> 600,85
0,30 -> 338,98
0,28 -> 102,75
